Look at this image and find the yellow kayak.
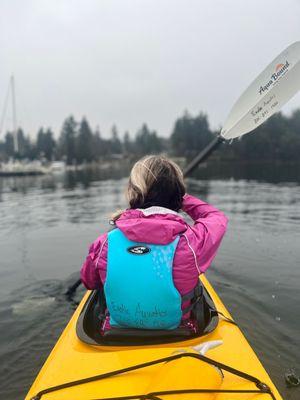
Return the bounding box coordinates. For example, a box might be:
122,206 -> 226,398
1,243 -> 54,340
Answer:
25,276 -> 283,400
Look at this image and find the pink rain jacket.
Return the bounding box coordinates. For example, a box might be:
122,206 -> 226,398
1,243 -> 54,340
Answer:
81,194 -> 228,300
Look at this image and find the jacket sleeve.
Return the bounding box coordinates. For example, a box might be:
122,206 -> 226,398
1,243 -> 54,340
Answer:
181,194 -> 228,273
80,233 -> 107,289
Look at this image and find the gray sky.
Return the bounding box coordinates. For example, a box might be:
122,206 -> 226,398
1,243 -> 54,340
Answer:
1,0 -> 300,138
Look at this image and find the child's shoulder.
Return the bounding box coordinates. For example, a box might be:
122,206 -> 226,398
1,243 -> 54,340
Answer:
88,232 -> 108,260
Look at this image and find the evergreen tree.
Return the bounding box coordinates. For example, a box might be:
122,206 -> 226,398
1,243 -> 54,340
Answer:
58,116 -> 77,165
76,118 -> 94,163
285,110 -> 300,159
0,140 -> 6,161
170,111 -> 213,157
110,125 -> 122,154
92,127 -> 104,160
4,132 -> 14,158
135,124 -> 163,155
36,128 -> 56,161
123,131 -> 131,154
17,129 -> 32,159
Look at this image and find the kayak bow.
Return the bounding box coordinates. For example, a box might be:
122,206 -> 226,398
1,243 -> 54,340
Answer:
25,276 -> 283,400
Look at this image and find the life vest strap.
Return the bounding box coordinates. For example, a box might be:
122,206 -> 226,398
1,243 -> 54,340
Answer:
181,282 -> 204,315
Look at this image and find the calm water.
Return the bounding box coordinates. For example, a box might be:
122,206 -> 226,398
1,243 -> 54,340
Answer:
0,163 -> 299,400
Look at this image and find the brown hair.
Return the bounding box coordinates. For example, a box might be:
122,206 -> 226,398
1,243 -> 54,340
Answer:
127,156 -> 185,211
111,155 -> 186,221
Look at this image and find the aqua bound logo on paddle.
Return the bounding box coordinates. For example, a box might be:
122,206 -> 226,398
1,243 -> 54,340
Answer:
259,61 -> 290,95
127,245 -> 151,255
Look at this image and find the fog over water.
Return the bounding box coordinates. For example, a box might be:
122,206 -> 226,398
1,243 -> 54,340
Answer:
1,0 -> 300,137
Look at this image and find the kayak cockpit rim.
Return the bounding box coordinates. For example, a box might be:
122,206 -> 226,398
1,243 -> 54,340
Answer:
76,282 -> 220,346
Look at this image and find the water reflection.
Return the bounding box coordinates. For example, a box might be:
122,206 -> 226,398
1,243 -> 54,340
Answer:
0,161 -> 299,198
191,161 -> 300,184
63,167 -> 130,190
0,166 -> 129,195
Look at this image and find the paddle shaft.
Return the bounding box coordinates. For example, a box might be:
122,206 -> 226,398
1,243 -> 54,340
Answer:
183,136 -> 225,177
65,278 -> 82,297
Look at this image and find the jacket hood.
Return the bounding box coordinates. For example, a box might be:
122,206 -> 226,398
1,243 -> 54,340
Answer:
115,206 -> 188,245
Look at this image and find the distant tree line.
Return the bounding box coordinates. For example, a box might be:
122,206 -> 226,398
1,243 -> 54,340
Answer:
170,110 -> 300,162
0,110 -> 299,164
0,116 -> 164,164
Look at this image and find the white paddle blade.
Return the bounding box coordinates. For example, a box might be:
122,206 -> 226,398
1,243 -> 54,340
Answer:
221,42 -> 300,140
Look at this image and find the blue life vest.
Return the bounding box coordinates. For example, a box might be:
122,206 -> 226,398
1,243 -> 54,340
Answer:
104,228 -> 182,330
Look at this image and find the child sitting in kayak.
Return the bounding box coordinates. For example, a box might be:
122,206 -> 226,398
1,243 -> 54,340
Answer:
81,155 -> 227,331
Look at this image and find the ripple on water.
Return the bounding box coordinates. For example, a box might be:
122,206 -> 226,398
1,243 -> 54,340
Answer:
11,296 -> 56,316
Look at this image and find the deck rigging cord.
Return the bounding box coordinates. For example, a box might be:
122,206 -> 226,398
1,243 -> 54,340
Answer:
30,351 -> 275,400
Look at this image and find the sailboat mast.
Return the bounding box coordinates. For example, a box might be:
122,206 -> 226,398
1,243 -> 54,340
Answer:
11,75 -> 18,154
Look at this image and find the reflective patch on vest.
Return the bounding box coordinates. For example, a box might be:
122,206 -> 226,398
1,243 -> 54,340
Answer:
127,245 -> 151,255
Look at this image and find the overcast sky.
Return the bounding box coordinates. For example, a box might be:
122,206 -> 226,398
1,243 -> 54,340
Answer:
1,0 -> 300,138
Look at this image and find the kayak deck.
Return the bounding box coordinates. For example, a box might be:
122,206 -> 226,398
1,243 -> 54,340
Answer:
25,276 -> 283,399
